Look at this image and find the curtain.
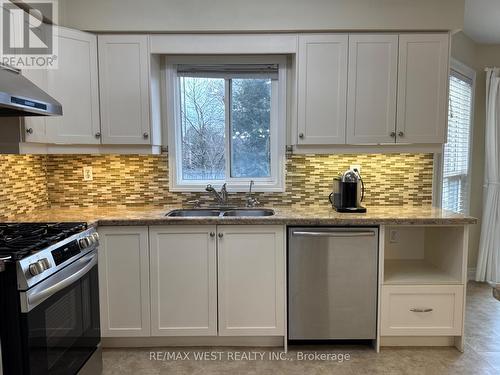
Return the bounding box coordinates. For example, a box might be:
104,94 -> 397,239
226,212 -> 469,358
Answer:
476,68 -> 500,283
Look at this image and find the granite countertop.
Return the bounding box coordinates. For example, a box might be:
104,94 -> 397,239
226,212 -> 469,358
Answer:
3,205 -> 478,226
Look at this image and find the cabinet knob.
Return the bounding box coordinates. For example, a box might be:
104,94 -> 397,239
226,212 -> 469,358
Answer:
209,232 -> 215,237
26,128 -> 33,134
390,131 -> 396,138
95,132 -> 101,138
298,133 -> 304,139
218,233 -> 224,238
143,132 -> 149,139
398,131 -> 404,137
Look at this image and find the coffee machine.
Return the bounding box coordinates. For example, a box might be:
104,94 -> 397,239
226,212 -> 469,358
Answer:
329,168 -> 366,213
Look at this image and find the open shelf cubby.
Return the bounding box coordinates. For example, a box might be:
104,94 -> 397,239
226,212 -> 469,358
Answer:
383,226 -> 466,285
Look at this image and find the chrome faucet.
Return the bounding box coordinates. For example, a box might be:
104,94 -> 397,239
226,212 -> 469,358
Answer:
245,180 -> 260,208
205,183 -> 228,206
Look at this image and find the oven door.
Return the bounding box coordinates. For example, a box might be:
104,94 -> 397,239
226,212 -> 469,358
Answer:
19,249 -> 100,375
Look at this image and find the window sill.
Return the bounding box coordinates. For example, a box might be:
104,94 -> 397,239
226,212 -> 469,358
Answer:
169,182 -> 285,193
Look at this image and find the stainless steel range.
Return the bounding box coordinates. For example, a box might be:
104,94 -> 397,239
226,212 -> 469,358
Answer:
0,223 -> 101,375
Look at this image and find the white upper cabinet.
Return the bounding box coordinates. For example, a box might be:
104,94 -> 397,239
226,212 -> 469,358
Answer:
22,23 -> 51,143
396,34 -> 449,144
23,27 -> 100,144
98,35 -> 152,145
295,32 -> 450,147
46,27 -> 100,144
23,68 -> 48,143
347,34 -> 398,144
23,31 -> 161,151
149,225 -> 218,337
297,34 -> 348,145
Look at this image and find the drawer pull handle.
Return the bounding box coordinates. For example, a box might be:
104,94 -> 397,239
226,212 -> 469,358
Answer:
410,308 -> 433,313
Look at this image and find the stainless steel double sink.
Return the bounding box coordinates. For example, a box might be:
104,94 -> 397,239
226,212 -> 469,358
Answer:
166,208 -> 275,217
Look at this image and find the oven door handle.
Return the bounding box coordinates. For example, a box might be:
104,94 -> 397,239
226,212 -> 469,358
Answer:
20,250 -> 97,313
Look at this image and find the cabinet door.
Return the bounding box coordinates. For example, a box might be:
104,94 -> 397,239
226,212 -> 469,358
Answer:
45,27 -> 100,144
217,225 -> 285,336
98,35 -> 151,144
98,226 -> 150,337
396,34 -> 449,144
22,27 -> 100,144
347,35 -> 398,144
149,225 -> 217,336
297,34 -> 348,145
22,69 -> 48,143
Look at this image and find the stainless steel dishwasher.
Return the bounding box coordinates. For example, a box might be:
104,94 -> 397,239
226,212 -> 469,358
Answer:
288,227 -> 378,340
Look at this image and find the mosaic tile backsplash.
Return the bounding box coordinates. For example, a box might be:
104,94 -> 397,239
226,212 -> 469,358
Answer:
0,153 -> 433,219
0,155 -> 49,217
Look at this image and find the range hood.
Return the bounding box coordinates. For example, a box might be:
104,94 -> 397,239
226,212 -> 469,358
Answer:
0,64 -> 62,117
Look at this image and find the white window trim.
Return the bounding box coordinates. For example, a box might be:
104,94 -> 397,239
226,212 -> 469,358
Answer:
433,58 -> 476,213
164,55 -> 287,193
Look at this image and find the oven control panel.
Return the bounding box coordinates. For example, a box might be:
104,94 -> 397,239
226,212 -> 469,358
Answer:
17,227 -> 98,291
52,240 -> 81,266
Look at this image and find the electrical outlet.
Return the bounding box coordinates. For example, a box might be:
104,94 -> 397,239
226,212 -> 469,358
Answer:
389,229 -> 398,243
350,164 -> 361,174
83,166 -> 93,181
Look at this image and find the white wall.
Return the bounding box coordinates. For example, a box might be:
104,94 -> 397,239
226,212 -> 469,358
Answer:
464,0 -> 500,44
451,32 -> 500,269
59,0 -> 464,32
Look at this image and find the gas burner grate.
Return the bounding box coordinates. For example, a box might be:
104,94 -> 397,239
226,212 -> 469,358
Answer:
0,222 -> 87,260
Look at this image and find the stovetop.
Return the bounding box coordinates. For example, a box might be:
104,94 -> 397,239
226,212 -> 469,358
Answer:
0,222 -> 87,260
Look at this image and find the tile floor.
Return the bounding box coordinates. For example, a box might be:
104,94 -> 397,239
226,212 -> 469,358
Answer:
102,282 -> 500,374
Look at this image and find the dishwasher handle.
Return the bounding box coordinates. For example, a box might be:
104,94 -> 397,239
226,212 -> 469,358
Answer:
292,230 -> 376,238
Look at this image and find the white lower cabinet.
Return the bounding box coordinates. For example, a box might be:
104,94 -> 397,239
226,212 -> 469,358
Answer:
98,226 -> 150,337
381,285 -> 464,336
149,225 -> 218,336
217,225 -> 285,336
98,225 -> 285,338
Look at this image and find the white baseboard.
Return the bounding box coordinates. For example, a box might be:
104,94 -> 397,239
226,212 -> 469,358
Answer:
380,336 -> 456,347
468,267 -> 476,281
102,336 -> 284,348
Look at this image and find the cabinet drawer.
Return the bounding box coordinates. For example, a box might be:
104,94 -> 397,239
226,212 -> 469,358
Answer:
381,285 -> 464,336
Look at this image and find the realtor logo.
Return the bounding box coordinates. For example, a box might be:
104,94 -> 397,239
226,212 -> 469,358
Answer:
0,0 -> 58,69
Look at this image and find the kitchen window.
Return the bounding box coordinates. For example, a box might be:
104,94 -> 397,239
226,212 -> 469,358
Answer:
165,56 -> 286,192
436,60 -> 475,214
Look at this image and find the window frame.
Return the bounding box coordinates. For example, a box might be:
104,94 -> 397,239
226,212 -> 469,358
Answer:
165,55 -> 287,192
433,58 -> 476,213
